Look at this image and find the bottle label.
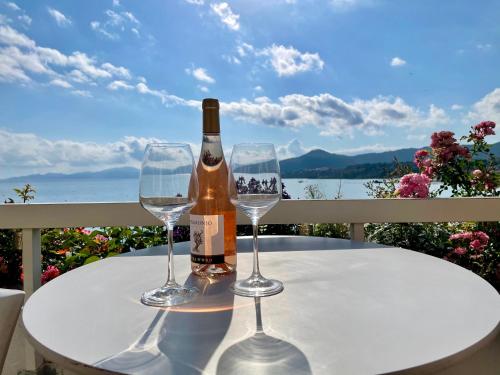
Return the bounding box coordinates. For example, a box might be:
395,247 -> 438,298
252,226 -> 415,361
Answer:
190,214 -> 224,264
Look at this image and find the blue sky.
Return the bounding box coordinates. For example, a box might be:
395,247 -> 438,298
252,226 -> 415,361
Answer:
0,0 -> 499,178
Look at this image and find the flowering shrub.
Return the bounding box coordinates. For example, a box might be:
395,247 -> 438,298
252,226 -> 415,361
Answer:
395,173 -> 431,198
367,121 -> 499,290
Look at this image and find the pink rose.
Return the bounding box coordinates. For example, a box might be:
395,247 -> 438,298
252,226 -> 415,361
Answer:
41,265 -> 61,285
453,247 -> 467,255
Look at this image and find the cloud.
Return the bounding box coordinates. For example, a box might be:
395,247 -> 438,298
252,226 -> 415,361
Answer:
0,24 -> 135,91
107,80 -> 133,90
112,0 -> 121,7
330,0 -> 373,11
254,85 -> 263,92
258,44 -> 324,77
467,88 -> 500,124
0,130 -> 164,178
211,2 -> 240,31
90,9 -> 141,40
185,0 -> 204,4
71,89 -> 92,98
135,82 -> 200,108
0,24 -> 35,47
198,85 -> 209,93
185,66 -> 215,84
220,93 -> 449,137
101,62 -> 131,79
276,139 -> 313,159
47,7 -> 72,27
476,43 -> 492,51
5,2 -> 20,11
49,78 -> 72,88
451,104 -> 463,111
17,14 -> 31,26
390,57 -> 406,67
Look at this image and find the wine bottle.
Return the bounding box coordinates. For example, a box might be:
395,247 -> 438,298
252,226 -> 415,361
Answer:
189,98 -> 237,276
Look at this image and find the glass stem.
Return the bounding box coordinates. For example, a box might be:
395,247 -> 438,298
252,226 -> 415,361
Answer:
252,220 -> 261,277
255,297 -> 263,333
165,226 -> 176,286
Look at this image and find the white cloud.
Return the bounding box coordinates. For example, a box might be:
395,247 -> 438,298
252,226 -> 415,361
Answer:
198,85 -> 209,93
5,2 -> 20,11
236,42 -> 254,57
330,0 -> 372,11
185,66 -> 215,84
0,130 -> 164,178
107,80 -> 133,90
47,8 -> 72,27
71,89 -> 92,98
112,0 -> 121,7
0,24 -> 35,47
390,57 -> 406,67
185,0 -> 204,4
49,78 -> 72,88
135,82 -> 200,108
258,44 -> 324,77
476,43 -> 492,51
467,88 -> 500,124
17,14 -> 31,26
101,62 -> 131,79
254,85 -> 263,92
211,2 -> 240,31
90,9 -> 141,40
336,144 -> 401,155
451,104 -> 463,111
220,94 -> 449,137
0,24 -> 134,90
276,139 -> 313,159
222,54 -> 241,64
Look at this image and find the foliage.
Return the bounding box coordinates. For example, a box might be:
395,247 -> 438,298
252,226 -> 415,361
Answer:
365,121 -> 499,290
13,184 -> 36,203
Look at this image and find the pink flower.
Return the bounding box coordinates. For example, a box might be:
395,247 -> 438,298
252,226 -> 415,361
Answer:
396,173 -> 431,198
453,247 -> 467,255
41,265 -> 61,285
472,169 -> 483,178
472,121 -> 496,140
415,149 -> 429,158
430,131 -> 470,163
470,240 -> 483,250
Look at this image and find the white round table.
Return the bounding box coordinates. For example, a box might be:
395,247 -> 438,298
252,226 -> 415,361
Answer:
22,236 -> 500,375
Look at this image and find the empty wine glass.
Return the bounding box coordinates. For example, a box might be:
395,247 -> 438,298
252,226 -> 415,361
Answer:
228,143 -> 283,297
139,143 -> 199,307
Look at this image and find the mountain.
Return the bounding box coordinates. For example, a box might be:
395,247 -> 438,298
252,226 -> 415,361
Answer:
279,147 -> 421,176
280,142 -> 499,178
1,142 -> 498,181
1,167 -> 139,182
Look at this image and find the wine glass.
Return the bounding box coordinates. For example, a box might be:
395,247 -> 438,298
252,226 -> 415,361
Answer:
228,143 -> 284,297
139,143 -> 199,307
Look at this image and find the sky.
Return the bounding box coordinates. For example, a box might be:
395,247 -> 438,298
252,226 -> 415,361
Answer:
0,0 -> 499,178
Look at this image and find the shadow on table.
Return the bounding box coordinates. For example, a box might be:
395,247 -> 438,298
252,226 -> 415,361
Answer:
95,273 -> 236,375
124,235 -> 390,257
216,297 -> 312,375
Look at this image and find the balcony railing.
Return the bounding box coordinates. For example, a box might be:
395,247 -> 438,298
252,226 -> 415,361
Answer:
1,198 -> 499,298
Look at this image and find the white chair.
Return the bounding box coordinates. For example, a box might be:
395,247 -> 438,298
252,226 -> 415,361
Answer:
0,288 -> 25,373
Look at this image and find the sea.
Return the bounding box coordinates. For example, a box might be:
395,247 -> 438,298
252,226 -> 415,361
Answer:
0,178 -> 447,203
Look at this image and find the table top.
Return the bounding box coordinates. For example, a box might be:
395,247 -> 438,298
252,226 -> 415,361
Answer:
22,236 -> 500,375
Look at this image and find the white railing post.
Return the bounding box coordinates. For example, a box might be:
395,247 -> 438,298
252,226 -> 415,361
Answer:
21,228 -> 43,371
350,223 -> 365,242
22,229 -> 41,298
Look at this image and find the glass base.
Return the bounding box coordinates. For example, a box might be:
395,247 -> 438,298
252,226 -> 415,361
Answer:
141,283 -> 199,307
230,274 -> 284,297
